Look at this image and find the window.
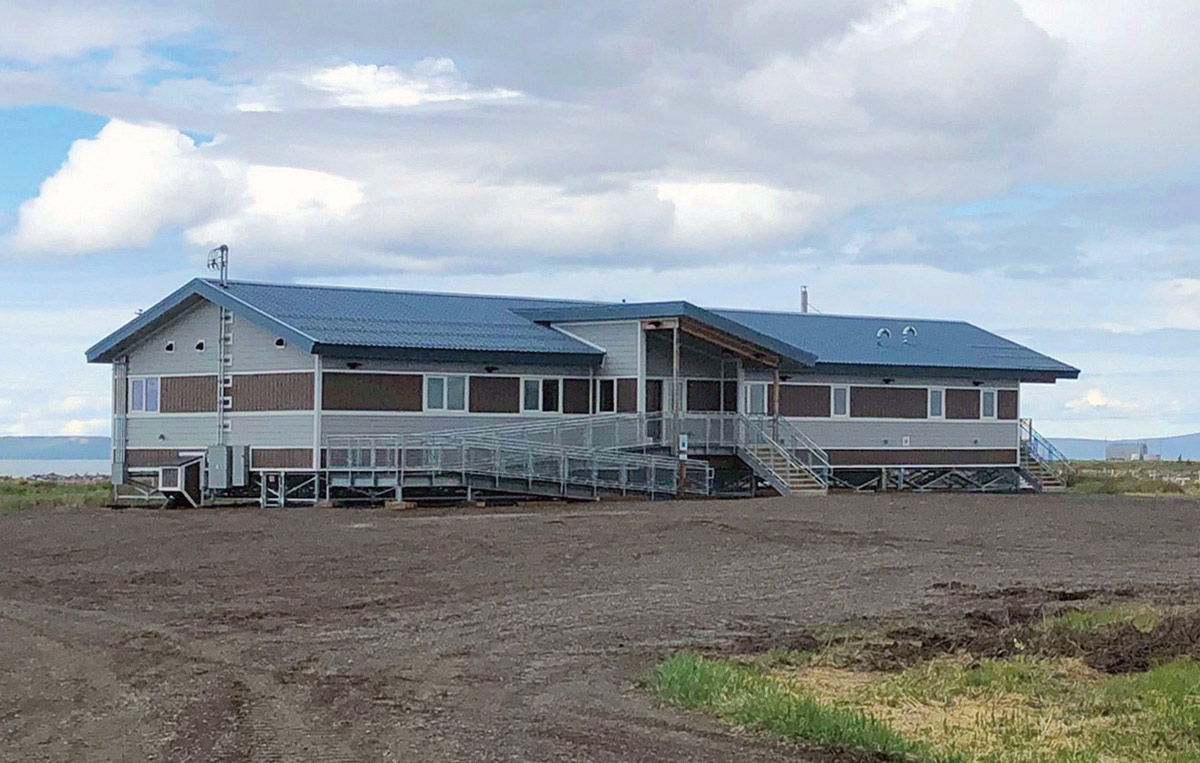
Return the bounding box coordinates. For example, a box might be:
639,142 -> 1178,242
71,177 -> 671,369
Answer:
164,342 -> 174,353
981,389 -> 997,419
427,375 -> 467,411
446,376 -> 466,411
596,379 -> 616,413
929,388 -> 945,419
832,386 -> 849,417
426,376 -> 445,410
129,377 -> 159,413
194,341 -> 205,352
746,383 -> 767,415
541,379 -> 560,413
523,379 -> 540,411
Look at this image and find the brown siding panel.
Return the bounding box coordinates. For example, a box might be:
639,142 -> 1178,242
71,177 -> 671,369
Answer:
998,389 -> 1018,420
127,449 -> 189,468
251,448 -> 314,469
687,380 -> 722,412
617,378 -> 638,412
469,376 -> 520,413
322,373 -> 422,411
723,381 -> 738,413
850,386 -> 927,419
161,375 -> 218,413
828,449 -> 1018,466
946,388 -> 981,419
231,372 -> 314,412
779,385 -> 831,417
563,379 -> 591,414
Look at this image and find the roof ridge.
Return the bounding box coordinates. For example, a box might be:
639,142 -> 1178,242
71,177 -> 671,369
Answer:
712,305 -> 970,325
206,278 -> 607,306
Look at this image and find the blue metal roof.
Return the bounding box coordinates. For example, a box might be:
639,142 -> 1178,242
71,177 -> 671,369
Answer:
87,279 -> 1078,381
87,279 -> 605,365
514,301 -> 819,366
712,308 -> 1080,380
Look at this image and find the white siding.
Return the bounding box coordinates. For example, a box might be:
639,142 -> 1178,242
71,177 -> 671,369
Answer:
555,321 -> 640,376
126,415 -> 218,448
126,302 -> 222,375
230,315 -> 313,372
790,419 -> 1019,450
228,414 -> 316,447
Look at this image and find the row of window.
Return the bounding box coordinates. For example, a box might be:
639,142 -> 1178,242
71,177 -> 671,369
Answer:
744,383 -> 1008,420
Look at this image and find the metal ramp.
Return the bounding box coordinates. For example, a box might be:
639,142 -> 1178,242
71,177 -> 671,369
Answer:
1019,418 -> 1070,492
325,428 -> 712,503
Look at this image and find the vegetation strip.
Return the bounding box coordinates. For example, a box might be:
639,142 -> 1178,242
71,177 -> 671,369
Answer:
0,478 -> 112,513
648,602 -> 1200,762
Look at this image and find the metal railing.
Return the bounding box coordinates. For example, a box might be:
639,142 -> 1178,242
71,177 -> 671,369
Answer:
737,414 -> 830,491
326,431 -> 713,498
1019,418 -> 1071,482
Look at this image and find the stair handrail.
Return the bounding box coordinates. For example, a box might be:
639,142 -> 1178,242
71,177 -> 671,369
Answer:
1019,418 -> 1072,478
737,414 -> 829,491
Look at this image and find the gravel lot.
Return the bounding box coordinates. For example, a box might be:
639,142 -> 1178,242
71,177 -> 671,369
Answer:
3,493 -> 1199,762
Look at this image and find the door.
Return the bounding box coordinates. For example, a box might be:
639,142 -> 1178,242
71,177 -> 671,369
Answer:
745,382 -> 768,417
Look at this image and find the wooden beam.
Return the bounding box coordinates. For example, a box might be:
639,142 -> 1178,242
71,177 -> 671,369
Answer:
679,316 -> 780,367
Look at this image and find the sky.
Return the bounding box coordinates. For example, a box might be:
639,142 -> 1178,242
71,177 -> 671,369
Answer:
0,0 -> 1198,441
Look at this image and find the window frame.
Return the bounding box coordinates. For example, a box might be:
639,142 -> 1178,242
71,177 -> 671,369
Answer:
831,385 -> 850,418
424,375 -> 468,412
981,388 -> 997,420
928,387 -> 945,419
595,378 -> 616,414
128,376 -> 159,413
522,378 -> 541,412
745,382 -> 768,416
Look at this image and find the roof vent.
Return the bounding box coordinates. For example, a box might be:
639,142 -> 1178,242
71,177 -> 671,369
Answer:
902,325 -> 918,344
876,327 -> 891,346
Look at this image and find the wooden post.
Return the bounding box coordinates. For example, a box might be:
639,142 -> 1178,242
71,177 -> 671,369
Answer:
672,324 -> 681,453
772,368 -> 781,439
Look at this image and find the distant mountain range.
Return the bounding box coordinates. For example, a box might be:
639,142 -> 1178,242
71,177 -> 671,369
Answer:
0,436 -> 111,460
1049,432 -> 1200,461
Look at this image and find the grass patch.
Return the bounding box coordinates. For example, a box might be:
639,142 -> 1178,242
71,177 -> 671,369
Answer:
0,479 -> 111,513
1039,603 -> 1165,635
646,652 -> 963,762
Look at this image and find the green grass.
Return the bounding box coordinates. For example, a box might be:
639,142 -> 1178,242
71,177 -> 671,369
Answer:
649,649 -> 1200,762
646,652 -> 964,762
1038,603 -> 1165,634
0,479 -> 111,513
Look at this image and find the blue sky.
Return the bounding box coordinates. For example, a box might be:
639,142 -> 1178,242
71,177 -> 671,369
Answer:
1,0 -> 1198,439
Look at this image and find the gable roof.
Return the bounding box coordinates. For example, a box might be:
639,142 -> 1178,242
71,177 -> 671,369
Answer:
86,278 -> 1079,381
86,279 -> 605,365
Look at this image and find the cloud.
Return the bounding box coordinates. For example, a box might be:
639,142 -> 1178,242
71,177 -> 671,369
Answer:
0,1 -> 195,63
301,59 -> 522,109
11,120 -> 235,253
1065,388 -> 1138,413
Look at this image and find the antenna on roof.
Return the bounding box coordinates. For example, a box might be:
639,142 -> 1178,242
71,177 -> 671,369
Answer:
207,244 -> 230,288
800,285 -> 809,314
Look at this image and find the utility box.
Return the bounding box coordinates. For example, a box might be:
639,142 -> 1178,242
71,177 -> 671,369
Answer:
207,445 -> 231,489
231,445 -> 250,487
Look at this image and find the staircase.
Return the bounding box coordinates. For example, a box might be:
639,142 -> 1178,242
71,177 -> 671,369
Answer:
1019,419 -> 1070,492
736,415 -> 829,496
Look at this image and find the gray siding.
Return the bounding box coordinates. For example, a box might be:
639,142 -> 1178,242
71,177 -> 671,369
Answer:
126,415 -> 218,448
321,414 -> 526,438
228,414 -> 315,447
126,302 -> 221,375
554,322 -> 639,376
231,315 -> 314,372
319,358 -> 587,376
788,419 -> 1019,450
645,331 -> 732,378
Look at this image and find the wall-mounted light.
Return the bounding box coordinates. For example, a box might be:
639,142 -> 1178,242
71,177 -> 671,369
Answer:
882,378 -> 894,384
346,362 -> 362,369
484,366 -> 499,373
972,380 -> 983,387
779,375 -> 792,382
648,320 -> 663,329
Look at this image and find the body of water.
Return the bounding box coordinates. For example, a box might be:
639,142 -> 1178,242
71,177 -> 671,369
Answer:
0,459 -> 111,478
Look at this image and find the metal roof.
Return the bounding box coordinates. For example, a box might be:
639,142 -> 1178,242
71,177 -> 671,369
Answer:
712,308 -> 1080,380
514,301 -> 819,366
86,279 -> 605,365
87,279 -> 1079,381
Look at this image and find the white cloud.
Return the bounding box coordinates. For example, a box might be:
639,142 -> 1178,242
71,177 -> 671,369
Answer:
301,59 -> 522,109
0,1 -> 194,63
1065,388 -> 1138,413
654,181 -> 824,249
11,120 -> 234,254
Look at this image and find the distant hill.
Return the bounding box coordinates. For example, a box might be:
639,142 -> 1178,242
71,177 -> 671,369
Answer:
0,436 -> 111,460
1050,432 -> 1200,461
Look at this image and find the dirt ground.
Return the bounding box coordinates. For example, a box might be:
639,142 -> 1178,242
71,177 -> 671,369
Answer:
2,493 -> 1200,763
